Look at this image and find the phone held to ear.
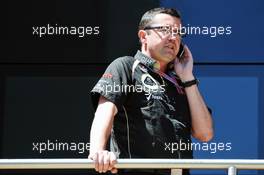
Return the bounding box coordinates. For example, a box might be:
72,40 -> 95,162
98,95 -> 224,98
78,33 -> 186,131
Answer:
177,42 -> 185,61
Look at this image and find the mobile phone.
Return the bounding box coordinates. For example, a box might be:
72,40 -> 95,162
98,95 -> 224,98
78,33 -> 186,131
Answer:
177,42 -> 185,61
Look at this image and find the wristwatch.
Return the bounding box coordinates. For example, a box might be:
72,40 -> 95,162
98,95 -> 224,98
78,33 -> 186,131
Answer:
181,78 -> 199,88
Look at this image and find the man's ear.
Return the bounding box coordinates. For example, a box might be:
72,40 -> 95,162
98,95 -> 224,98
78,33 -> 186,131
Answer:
138,30 -> 147,44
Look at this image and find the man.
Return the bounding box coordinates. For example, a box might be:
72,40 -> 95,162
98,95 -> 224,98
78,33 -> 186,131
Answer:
89,7 -> 213,175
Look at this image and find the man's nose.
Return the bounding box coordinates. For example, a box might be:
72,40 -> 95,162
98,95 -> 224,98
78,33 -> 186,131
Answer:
168,32 -> 178,40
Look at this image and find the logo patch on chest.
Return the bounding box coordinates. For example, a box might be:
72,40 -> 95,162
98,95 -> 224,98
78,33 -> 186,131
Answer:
141,74 -> 159,90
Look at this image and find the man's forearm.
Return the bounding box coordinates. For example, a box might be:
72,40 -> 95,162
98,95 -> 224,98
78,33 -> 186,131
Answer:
184,84 -> 214,142
89,96 -> 117,155
89,116 -> 111,154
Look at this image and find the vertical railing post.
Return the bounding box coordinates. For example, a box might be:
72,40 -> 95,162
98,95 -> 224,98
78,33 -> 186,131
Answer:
171,169 -> 182,175
228,166 -> 237,175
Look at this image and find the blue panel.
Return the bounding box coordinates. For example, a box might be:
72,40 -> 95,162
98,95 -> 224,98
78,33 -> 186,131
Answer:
191,77 -> 258,175
259,78 -> 264,175
160,0 -> 264,62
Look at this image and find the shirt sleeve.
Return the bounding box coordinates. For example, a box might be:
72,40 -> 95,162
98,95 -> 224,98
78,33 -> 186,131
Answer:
90,57 -> 133,110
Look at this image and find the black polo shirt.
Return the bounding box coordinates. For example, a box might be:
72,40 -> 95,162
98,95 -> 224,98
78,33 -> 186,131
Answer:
91,51 -> 193,159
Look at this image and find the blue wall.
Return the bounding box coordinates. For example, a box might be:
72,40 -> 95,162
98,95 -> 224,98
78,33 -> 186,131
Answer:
161,0 -> 264,63
193,66 -> 264,175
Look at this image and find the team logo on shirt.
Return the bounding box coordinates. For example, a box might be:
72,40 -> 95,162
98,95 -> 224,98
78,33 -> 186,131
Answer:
141,74 -> 165,100
141,74 -> 159,90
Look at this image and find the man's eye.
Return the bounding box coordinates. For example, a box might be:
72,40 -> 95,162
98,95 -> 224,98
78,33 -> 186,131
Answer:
160,29 -> 168,33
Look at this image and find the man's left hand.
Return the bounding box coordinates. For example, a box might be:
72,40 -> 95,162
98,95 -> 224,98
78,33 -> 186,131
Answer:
174,45 -> 194,81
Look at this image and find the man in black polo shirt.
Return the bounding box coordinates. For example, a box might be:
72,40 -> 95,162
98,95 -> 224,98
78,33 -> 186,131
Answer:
89,7 -> 214,175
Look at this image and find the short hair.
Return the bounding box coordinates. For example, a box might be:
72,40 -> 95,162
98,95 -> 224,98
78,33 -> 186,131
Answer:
138,7 -> 181,31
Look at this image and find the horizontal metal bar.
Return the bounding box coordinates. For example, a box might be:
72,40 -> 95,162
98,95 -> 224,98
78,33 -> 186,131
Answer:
0,159 -> 264,170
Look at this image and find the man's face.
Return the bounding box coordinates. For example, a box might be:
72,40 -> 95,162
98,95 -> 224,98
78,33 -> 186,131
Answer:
140,14 -> 182,63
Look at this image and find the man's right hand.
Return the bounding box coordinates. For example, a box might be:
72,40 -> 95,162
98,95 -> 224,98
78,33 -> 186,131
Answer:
88,150 -> 118,174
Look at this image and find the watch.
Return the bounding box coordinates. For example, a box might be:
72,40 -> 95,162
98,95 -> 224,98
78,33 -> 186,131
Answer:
181,78 -> 199,88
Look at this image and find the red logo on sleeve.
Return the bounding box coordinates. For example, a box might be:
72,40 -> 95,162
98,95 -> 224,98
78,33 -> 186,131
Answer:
102,73 -> 113,78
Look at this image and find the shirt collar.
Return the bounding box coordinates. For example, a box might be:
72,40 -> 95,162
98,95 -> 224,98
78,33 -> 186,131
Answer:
134,50 -> 177,74
134,50 -> 157,69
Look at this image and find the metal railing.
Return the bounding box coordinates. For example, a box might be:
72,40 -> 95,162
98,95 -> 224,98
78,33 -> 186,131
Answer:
0,159 -> 264,175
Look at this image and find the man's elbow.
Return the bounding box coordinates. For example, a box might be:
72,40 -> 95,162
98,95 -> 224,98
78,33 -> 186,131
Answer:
193,130 -> 214,142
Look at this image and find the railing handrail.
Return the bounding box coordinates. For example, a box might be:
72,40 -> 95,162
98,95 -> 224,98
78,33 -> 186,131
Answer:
0,159 -> 264,170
